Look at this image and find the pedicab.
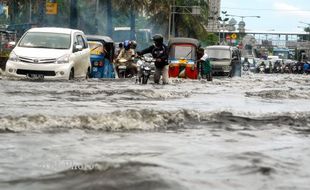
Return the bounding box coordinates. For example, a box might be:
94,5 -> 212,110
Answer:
86,35 -> 116,78
168,37 -> 210,79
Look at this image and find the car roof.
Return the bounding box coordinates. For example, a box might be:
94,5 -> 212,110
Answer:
26,27 -> 83,34
86,35 -> 114,43
168,37 -> 200,47
206,45 -> 236,50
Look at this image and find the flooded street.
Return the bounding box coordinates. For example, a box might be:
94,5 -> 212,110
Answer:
0,74 -> 310,190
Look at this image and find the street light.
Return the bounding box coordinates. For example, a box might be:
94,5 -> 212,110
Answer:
225,14 -> 260,33
217,11 -> 229,44
225,14 -> 260,20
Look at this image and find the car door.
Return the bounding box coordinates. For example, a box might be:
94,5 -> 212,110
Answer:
80,34 -> 90,76
73,33 -> 85,77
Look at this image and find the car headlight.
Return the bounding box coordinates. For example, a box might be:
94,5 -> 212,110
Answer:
8,51 -> 19,62
56,54 -> 70,64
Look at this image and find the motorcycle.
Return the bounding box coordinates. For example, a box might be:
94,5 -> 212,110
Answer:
136,55 -> 155,84
259,65 -> 265,73
116,58 -> 137,78
273,64 -> 282,73
292,64 -> 298,74
242,61 -> 250,72
282,64 -> 291,74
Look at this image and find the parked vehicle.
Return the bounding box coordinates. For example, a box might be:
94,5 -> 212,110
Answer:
86,35 -> 115,78
168,37 -> 200,79
205,45 -> 241,77
5,27 -> 91,80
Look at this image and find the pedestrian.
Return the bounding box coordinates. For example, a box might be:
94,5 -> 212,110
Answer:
137,34 -> 169,84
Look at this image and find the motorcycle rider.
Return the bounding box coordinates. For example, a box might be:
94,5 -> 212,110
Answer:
115,42 -> 124,59
115,40 -> 137,77
137,34 -> 169,84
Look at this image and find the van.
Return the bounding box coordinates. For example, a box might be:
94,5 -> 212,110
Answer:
205,45 -> 241,77
5,27 -> 91,80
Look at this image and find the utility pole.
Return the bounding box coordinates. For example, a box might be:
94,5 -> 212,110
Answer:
38,0 -> 45,27
106,0 -> 112,37
70,0 -> 78,29
168,2 -> 202,39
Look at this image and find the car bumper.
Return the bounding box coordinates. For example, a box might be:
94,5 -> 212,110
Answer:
212,65 -> 231,73
5,60 -> 73,80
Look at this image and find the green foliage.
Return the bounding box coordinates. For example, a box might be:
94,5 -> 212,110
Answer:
6,0 -> 211,42
201,33 -> 219,46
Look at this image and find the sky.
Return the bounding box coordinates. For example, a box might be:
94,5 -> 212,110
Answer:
221,0 -> 310,33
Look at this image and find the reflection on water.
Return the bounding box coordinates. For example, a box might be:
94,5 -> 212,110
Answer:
0,74 -> 310,190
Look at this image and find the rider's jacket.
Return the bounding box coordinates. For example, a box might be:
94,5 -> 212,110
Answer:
138,44 -> 168,68
117,49 -> 135,62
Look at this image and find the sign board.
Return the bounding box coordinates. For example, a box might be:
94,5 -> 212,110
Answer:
191,6 -> 201,15
231,33 -> 237,40
46,2 -> 58,15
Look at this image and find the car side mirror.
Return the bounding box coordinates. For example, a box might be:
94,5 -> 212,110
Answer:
74,44 -> 83,52
8,41 -> 16,48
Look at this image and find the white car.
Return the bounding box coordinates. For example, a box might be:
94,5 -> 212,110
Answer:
5,27 -> 91,80
206,45 -> 241,77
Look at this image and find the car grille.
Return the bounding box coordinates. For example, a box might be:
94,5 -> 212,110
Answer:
16,69 -> 56,76
19,56 -> 56,64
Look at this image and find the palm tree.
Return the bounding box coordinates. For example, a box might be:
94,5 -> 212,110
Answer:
146,0 -> 208,39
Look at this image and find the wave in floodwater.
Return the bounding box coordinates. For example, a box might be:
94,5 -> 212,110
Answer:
1,161 -> 187,190
245,89 -> 310,99
1,109 -> 309,133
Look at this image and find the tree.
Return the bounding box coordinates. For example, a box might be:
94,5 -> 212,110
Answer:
112,0 -> 148,40
146,0 -> 209,40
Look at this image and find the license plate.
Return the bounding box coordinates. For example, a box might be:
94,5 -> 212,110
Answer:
27,74 -> 44,79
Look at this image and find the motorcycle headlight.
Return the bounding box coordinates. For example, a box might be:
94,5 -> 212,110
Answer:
8,51 -> 19,62
56,54 -> 70,64
145,57 -> 151,62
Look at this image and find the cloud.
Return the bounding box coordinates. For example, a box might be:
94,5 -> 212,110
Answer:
273,1 -> 310,20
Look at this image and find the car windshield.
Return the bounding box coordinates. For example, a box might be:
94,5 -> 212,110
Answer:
170,44 -> 196,60
19,32 -> 71,49
206,48 -> 231,60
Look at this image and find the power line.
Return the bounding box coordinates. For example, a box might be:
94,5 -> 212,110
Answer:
222,6 -> 310,12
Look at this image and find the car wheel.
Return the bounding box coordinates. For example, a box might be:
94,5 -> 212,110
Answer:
142,75 -> 148,84
86,67 -> 91,79
69,69 -> 74,80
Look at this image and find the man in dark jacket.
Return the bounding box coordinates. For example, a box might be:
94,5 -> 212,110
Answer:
137,34 -> 169,84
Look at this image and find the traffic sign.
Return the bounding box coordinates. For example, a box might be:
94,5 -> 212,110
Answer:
46,2 -> 58,15
231,33 -> 237,39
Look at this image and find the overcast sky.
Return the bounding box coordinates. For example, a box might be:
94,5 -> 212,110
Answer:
221,0 -> 310,32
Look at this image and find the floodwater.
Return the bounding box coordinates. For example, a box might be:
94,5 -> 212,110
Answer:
0,73 -> 310,190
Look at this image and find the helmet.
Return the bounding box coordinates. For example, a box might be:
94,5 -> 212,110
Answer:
123,40 -> 131,50
152,34 -> 163,44
130,40 -> 137,49
118,42 -> 123,48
